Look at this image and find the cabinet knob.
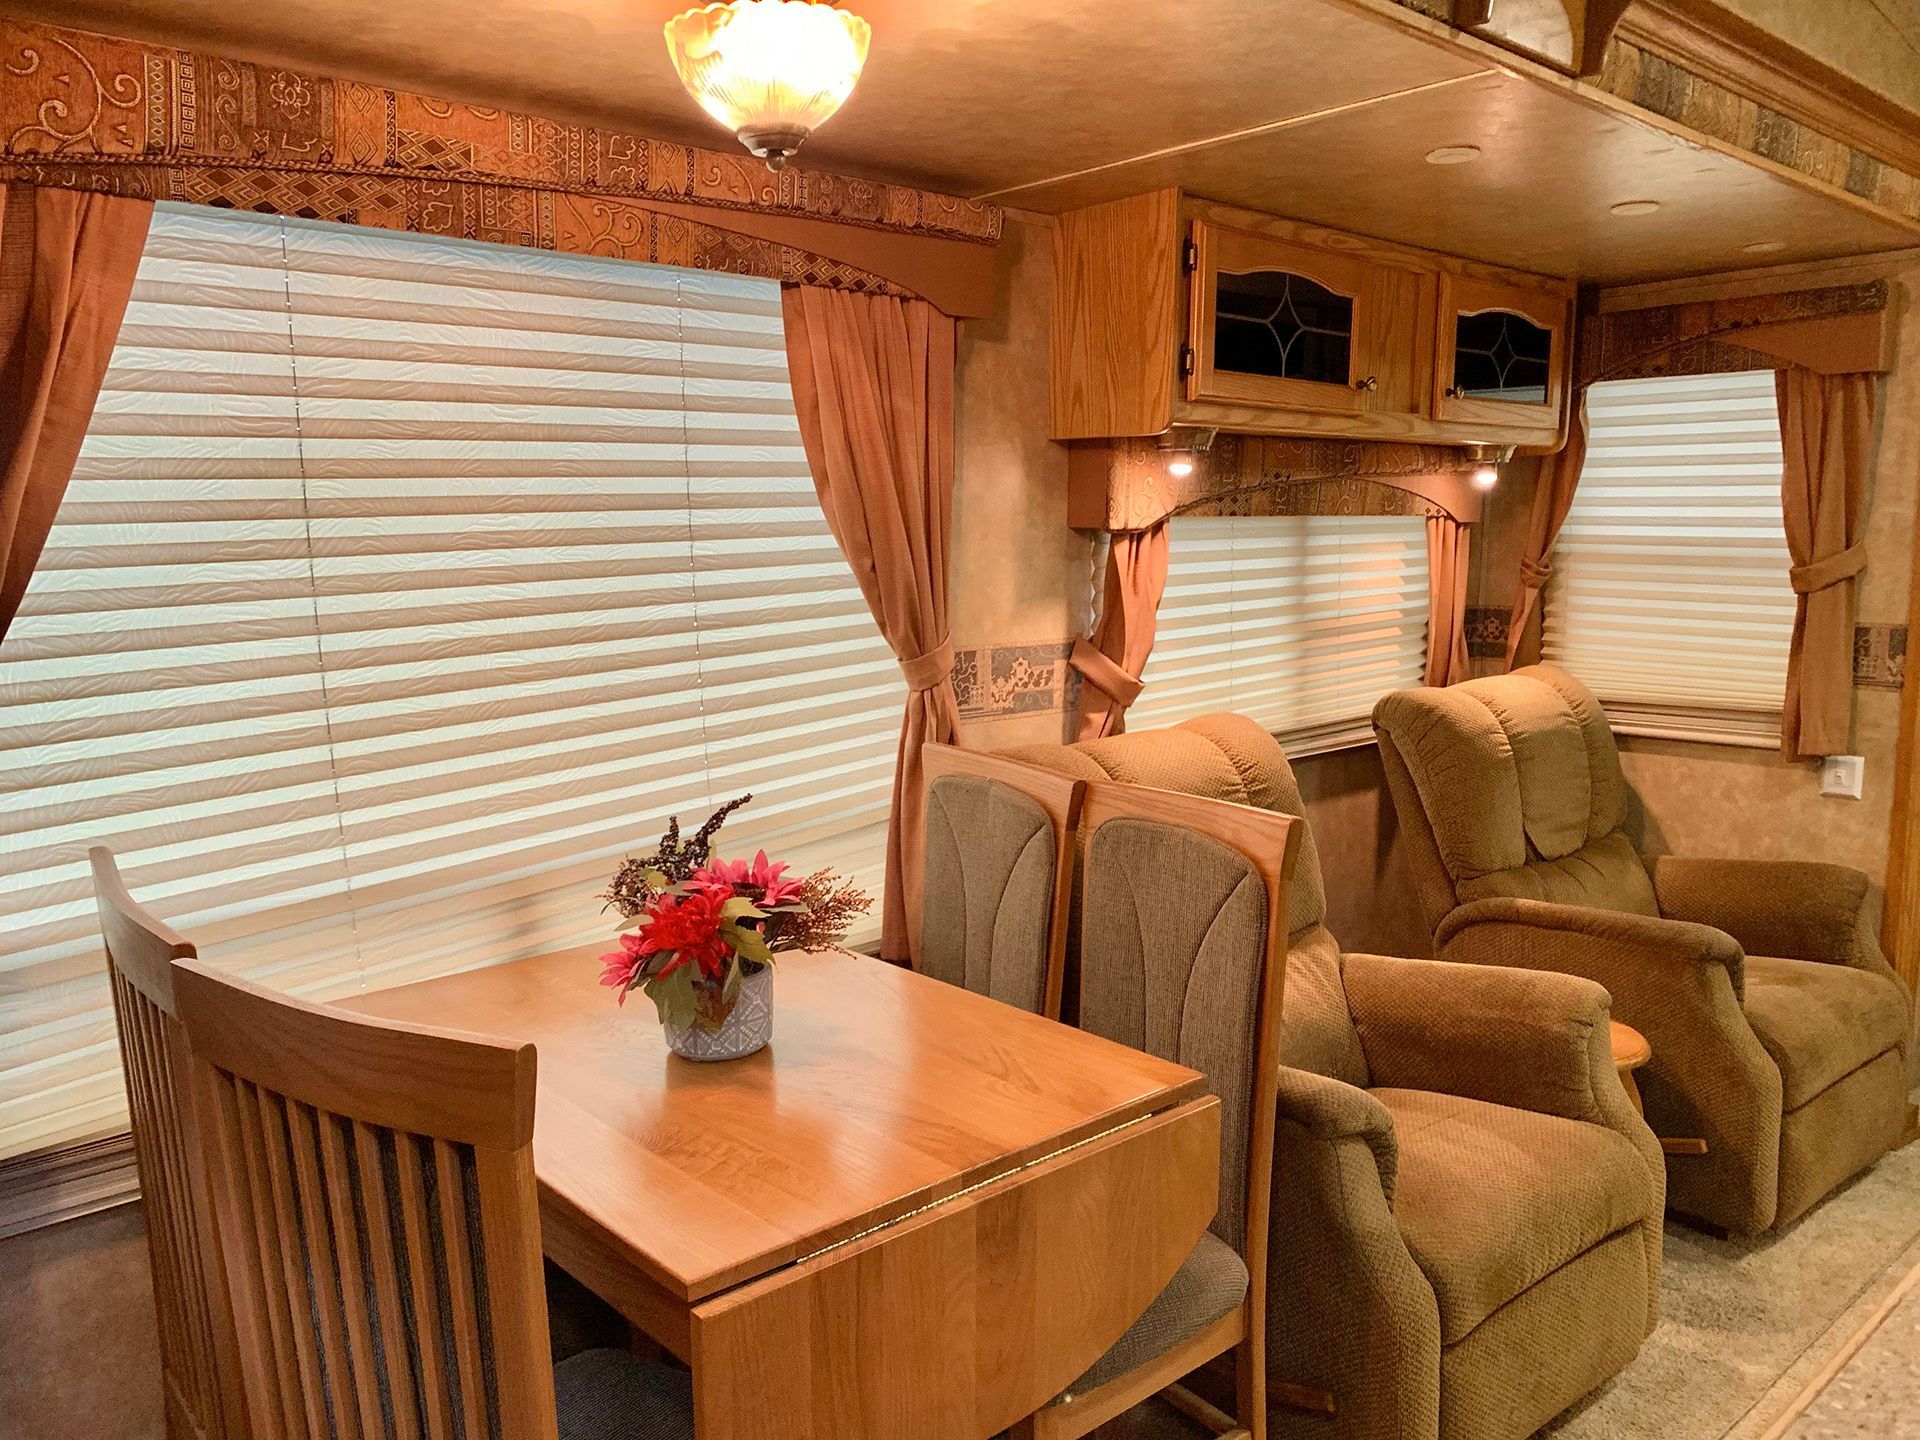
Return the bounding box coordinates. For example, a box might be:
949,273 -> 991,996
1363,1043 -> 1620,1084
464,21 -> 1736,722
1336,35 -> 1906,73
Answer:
1354,375 -> 1379,392
1444,384 -> 1464,398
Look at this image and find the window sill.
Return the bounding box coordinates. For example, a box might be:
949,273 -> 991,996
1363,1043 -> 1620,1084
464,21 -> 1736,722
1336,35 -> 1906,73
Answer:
1604,704 -> 1783,751
1270,720 -> 1379,761
0,1133 -> 140,1241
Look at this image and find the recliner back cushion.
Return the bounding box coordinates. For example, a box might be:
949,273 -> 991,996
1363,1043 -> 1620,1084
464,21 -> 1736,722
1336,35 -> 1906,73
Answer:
1373,665 -> 1657,916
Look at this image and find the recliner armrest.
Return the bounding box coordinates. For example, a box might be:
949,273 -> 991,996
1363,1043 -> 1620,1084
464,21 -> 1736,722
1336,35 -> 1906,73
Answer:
1437,896 -> 1746,999
1343,952 -> 1615,1123
1650,856 -> 1878,970
1273,1066 -> 1399,1204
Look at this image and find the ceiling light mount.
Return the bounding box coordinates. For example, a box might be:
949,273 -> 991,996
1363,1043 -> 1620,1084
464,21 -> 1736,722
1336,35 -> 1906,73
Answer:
664,0 -> 871,171
1425,144 -> 1482,166
1610,199 -> 1661,217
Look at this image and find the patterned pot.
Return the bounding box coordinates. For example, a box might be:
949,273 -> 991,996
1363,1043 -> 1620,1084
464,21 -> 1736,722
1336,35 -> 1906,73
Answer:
664,964 -> 774,1061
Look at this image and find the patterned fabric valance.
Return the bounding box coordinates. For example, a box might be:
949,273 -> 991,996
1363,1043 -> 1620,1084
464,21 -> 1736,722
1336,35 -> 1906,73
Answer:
0,21 -> 1003,313
1066,434 -> 1486,531
1579,282 -> 1893,386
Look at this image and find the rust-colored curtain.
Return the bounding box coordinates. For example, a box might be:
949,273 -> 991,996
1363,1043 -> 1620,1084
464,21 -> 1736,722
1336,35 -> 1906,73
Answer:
1070,523 -> 1170,740
1,184 -> 151,643
1504,391 -> 1589,669
780,284 -> 958,962
1777,368 -> 1876,759
1425,514 -> 1472,687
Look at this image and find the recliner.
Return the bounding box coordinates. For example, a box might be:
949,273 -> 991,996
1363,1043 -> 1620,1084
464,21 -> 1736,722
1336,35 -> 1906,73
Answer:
1373,663 -> 1914,1232
1002,715 -> 1664,1440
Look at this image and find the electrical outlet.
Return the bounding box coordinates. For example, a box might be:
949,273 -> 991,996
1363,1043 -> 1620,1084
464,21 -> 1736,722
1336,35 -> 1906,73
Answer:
1820,755 -> 1865,800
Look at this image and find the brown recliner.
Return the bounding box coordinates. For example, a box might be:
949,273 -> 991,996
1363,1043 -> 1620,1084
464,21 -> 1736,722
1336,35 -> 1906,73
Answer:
1001,715 -> 1664,1440
1373,663 -> 1914,1233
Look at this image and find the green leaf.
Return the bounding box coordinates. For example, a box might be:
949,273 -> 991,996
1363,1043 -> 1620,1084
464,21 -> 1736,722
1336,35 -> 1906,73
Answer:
641,867 -> 669,891
721,922 -> 774,967
644,964 -> 699,1030
721,956 -> 744,1006
720,895 -> 767,921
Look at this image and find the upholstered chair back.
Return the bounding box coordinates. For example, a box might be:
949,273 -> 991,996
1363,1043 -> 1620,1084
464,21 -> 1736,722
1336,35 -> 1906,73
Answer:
919,745 -> 1083,1018
1000,713 -> 1368,1089
1373,664 -> 1660,932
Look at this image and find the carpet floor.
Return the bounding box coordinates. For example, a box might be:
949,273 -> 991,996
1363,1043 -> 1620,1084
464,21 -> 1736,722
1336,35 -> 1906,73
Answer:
1095,1107 -> 1920,1440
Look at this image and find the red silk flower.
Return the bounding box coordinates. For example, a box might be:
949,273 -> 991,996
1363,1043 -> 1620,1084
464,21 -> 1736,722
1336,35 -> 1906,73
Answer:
693,850 -> 806,907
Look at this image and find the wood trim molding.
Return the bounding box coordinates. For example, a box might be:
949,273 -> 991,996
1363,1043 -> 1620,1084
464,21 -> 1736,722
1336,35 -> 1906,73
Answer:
1578,282 -> 1894,385
1615,0 -> 1920,177
0,20 -> 1003,314
0,1133 -> 140,1240
1597,251 -> 1920,312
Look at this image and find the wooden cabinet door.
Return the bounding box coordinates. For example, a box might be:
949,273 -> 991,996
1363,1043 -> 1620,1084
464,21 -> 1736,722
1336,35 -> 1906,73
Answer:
1187,222 -> 1371,414
1432,274 -> 1569,435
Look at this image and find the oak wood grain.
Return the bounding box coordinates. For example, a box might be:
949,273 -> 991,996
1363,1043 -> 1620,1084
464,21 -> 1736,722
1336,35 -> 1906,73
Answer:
1049,189 -> 1181,440
690,1098 -> 1221,1440
343,946 -> 1209,1304
1432,271 -> 1571,441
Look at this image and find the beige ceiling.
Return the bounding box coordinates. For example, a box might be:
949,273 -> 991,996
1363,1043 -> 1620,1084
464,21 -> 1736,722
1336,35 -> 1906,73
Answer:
12,0 -> 1919,283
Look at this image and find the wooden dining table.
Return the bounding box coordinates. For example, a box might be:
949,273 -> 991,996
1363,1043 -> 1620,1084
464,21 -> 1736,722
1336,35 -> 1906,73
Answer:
344,945 -> 1220,1440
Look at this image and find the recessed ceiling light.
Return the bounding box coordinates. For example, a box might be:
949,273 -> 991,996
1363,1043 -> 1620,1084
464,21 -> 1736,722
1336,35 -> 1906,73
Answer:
1167,458 -> 1195,477
1610,200 -> 1661,217
1742,240 -> 1788,255
1426,145 -> 1482,166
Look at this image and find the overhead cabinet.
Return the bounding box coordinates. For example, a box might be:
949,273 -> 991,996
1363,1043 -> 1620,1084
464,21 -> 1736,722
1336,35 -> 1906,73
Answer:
1051,190 -> 1574,449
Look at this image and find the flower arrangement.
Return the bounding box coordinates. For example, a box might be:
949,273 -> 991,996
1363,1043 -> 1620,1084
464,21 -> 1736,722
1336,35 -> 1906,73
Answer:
599,794 -> 872,1037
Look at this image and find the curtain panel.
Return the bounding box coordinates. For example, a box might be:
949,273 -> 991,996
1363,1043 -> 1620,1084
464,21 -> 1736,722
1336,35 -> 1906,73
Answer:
780,285 -> 960,963
1071,524 -> 1172,740
1505,391 -> 1591,669
0,184 -> 151,644
1776,369 -> 1877,759
1425,515 -> 1473,687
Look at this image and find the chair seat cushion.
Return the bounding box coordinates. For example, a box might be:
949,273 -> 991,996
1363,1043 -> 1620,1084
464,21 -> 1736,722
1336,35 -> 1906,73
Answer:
1742,956 -> 1910,1111
554,1348 -> 695,1440
1375,1088 -> 1655,1345
1066,1230 -> 1248,1397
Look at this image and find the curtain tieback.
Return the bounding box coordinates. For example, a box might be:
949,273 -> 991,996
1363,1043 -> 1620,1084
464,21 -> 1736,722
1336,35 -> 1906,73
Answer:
1789,540 -> 1869,595
899,641 -> 955,693
1518,557 -> 1553,589
1069,637 -> 1145,709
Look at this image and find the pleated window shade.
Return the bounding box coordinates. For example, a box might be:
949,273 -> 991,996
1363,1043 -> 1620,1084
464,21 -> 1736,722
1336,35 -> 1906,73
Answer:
1128,514 -> 1430,752
1544,370 -> 1794,744
0,204 -> 900,1159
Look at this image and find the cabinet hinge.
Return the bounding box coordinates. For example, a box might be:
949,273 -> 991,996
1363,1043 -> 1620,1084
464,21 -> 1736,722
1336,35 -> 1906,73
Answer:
1179,344 -> 1196,378
1182,237 -> 1198,274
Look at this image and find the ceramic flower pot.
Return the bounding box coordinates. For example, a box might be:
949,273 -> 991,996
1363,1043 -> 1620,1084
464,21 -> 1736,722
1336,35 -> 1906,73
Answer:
663,963 -> 773,1061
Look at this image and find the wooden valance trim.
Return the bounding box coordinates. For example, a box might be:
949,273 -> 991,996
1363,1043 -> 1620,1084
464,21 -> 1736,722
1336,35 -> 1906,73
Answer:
1579,281 -> 1894,386
0,20 -> 1003,313
1066,435 -> 1486,532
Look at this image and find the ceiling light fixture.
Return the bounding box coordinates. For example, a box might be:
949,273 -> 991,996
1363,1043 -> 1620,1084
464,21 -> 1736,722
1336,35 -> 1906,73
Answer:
1425,145 -> 1482,165
664,0 -> 871,171
1167,457 -> 1196,477
1610,199 -> 1661,217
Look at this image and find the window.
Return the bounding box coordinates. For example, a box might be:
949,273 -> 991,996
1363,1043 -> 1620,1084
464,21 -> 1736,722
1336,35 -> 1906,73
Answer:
0,204 -> 900,1159
1128,514 -> 1430,750
1542,371 -> 1795,744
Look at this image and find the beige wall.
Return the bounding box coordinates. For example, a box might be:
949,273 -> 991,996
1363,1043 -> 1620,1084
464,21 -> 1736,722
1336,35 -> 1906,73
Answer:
1474,268 -> 1920,903
1706,0 -> 1920,116
0,1205 -> 164,1440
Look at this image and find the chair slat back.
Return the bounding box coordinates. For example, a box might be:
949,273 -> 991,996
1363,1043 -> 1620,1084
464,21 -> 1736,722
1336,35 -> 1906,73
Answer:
921,743 -> 1086,1019
91,847 -> 248,1440
173,958 -> 558,1440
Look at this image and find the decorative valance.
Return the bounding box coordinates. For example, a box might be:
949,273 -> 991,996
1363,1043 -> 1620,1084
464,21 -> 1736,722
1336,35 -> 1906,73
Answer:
1580,282 -> 1894,387
1066,435 -> 1487,532
0,21 -> 1003,315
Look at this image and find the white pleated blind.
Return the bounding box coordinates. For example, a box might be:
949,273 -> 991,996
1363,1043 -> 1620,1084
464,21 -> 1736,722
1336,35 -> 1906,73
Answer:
1129,514 -> 1430,748
1543,371 -> 1794,737
0,204 -> 900,1159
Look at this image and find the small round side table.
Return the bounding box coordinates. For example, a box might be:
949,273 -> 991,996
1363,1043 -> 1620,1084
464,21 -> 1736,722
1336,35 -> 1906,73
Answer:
1610,1021 -> 1652,1116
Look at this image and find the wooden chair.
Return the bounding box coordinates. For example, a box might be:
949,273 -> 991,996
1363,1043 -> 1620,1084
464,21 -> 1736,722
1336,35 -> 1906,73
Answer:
920,742 -> 1086,1018
1014,783 -> 1300,1440
91,847 -> 249,1440
170,957 -> 695,1440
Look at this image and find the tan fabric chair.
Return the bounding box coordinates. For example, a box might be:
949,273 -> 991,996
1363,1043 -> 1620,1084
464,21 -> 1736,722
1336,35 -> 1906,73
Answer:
1002,716 -> 1664,1440
1015,779 -> 1299,1440
1373,664 -> 1914,1232
920,742 -> 1084,1017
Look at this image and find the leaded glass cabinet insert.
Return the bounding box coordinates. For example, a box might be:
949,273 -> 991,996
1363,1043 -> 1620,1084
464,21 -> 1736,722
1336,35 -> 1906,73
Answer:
1450,309 -> 1552,403
1188,221 -> 1369,413
1432,272 -> 1566,440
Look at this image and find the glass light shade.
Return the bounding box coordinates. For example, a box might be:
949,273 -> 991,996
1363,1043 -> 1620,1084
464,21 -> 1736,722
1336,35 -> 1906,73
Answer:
664,1 -> 871,169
